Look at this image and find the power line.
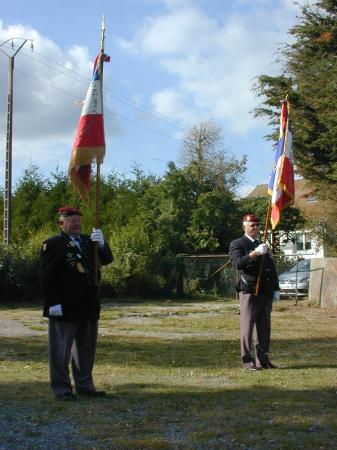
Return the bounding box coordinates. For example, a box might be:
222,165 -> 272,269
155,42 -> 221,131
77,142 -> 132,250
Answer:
14,48 -> 276,168
0,45 -> 272,176
0,42 -> 187,134
17,46 -> 188,132
0,60 -> 180,144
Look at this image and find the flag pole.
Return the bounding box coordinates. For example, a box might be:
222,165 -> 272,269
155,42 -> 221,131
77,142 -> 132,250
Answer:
255,198 -> 272,295
255,94 -> 293,295
95,14 -> 105,228
94,16 -> 105,284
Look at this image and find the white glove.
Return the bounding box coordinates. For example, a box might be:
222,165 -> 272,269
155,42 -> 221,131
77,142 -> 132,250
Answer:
91,228 -> 104,247
255,243 -> 268,255
49,304 -> 63,317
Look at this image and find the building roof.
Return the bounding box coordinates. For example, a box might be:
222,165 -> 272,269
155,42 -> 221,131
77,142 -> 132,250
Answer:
247,179 -> 326,219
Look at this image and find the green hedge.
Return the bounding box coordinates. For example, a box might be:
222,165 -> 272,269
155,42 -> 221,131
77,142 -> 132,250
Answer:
0,232 -> 178,303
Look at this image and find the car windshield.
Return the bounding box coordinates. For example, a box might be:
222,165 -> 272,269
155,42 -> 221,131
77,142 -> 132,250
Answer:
288,259 -> 311,273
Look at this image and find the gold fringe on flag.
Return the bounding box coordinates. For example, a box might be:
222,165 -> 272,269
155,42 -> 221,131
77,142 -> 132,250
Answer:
68,146 -> 105,205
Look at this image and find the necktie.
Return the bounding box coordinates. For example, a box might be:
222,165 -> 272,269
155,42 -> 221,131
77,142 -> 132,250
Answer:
73,237 -> 81,250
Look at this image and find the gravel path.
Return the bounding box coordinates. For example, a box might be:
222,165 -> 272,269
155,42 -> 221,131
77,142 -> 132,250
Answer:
0,319 -> 45,337
0,303 -> 237,339
0,404 -> 95,450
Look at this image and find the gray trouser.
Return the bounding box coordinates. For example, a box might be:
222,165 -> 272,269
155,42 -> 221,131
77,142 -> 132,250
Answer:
48,319 -> 98,396
239,291 -> 273,365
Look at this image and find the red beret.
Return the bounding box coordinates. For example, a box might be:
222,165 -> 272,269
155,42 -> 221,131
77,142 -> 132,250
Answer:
242,213 -> 259,223
58,206 -> 82,217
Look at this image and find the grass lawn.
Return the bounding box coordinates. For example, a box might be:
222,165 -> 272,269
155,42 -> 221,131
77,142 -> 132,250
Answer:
0,298 -> 336,449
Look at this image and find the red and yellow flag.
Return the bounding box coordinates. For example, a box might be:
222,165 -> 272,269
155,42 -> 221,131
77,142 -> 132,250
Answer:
69,53 -> 110,205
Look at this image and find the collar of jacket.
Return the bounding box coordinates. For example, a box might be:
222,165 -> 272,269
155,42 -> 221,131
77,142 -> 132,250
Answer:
60,231 -> 80,249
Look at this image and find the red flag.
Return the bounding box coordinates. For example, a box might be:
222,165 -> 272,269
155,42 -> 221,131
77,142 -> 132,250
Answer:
268,100 -> 295,229
69,53 -> 110,205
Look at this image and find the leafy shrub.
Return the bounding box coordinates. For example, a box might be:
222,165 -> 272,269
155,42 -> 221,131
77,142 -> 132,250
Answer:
101,225 -> 175,297
0,227 -> 55,303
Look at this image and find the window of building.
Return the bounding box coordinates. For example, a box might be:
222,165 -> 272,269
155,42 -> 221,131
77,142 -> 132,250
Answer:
296,233 -> 312,251
296,234 -> 304,251
305,238 -> 312,250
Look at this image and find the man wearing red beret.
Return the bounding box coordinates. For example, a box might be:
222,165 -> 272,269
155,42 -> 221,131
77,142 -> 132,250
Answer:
229,213 -> 279,370
39,206 -> 113,399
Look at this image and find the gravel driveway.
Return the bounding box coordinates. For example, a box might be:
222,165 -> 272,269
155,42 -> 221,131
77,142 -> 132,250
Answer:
0,319 -> 45,337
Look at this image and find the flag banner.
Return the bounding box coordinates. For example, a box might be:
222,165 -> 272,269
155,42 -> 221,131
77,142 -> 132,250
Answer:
69,53 -> 110,205
268,100 -> 295,229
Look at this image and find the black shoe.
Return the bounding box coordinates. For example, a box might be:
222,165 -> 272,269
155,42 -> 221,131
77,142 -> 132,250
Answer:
265,360 -> 277,369
56,392 -> 77,400
258,360 -> 277,369
77,389 -> 106,397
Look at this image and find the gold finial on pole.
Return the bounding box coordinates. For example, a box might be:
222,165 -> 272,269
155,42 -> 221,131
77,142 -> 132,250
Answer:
100,15 -> 105,53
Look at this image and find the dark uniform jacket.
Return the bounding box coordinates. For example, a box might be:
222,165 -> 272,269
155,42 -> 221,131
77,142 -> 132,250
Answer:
39,231 -> 113,321
229,234 -> 279,296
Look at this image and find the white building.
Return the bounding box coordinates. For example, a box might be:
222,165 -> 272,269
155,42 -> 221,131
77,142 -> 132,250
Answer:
280,230 -> 324,259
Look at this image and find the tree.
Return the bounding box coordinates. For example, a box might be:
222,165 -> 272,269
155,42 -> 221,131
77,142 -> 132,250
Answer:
44,168 -> 78,229
254,1 -> 337,199
177,120 -> 247,252
187,189 -> 237,252
180,119 -> 247,193
12,164 -> 49,240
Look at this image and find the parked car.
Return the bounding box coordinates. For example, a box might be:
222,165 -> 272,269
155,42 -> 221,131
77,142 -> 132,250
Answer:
278,259 -> 311,297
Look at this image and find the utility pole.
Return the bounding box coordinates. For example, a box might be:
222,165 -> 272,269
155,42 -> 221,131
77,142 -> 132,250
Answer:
0,38 -> 33,245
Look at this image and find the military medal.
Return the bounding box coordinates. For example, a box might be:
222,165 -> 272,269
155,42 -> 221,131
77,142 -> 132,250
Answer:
65,238 -> 87,273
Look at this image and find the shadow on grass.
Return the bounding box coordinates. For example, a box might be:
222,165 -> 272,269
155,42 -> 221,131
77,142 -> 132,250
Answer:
97,335 -> 337,369
0,336 -> 48,362
0,381 -> 336,450
0,302 -> 43,310
1,335 -> 336,371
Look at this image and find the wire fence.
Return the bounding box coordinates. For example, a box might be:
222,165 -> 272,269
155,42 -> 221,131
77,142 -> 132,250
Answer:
176,253 -> 308,302
176,254 -> 236,298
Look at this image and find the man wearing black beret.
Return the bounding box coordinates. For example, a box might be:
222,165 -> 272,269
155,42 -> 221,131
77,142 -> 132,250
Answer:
229,213 -> 279,371
39,206 -> 113,400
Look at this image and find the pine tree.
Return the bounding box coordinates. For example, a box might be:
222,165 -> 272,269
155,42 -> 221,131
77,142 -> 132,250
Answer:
254,1 -> 337,197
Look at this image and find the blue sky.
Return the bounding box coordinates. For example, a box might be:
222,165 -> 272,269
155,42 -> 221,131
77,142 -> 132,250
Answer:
0,0 -> 304,196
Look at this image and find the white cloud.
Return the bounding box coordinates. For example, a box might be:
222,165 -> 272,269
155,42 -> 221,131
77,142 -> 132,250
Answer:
119,7 -> 217,56
0,23 -> 91,141
119,1 -> 298,134
0,21 -> 119,173
151,87 -> 197,124
162,0 -> 196,9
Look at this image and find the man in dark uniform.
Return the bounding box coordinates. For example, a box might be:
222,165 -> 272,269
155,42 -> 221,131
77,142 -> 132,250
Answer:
39,206 -> 113,399
229,213 -> 279,371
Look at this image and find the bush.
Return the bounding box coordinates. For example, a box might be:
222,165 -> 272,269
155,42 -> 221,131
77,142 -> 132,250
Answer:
0,245 -> 21,302
0,225 -> 180,303
101,225 -> 176,298
0,243 -> 40,302
0,227 -> 55,303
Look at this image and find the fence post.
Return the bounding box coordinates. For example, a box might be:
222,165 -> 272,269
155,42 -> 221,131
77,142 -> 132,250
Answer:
176,255 -> 185,297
